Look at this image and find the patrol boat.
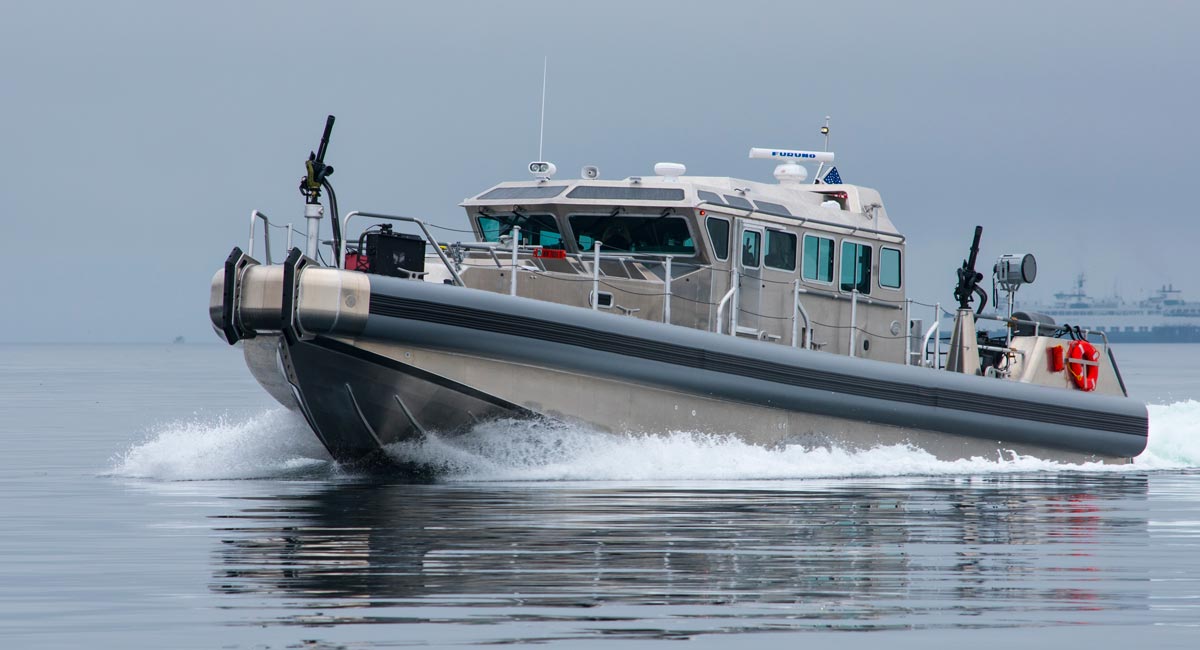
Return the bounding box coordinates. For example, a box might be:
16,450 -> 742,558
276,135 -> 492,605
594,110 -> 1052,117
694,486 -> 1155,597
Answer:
209,117 -> 1148,467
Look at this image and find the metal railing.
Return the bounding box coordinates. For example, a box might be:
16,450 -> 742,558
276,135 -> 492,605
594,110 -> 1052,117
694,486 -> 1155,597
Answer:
848,290 -> 859,357
715,271 -> 739,335
328,213 -> 923,355
323,214 -> 1121,373
248,210 -> 303,264
248,210 -> 273,264
975,312 -> 1110,354
340,211 -> 464,287
791,279 -> 814,349
912,310 -> 1113,371
917,302 -> 943,368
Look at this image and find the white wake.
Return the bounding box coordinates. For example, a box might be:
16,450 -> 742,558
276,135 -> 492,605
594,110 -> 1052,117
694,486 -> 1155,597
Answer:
110,409 -> 334,480
110,401 -> 1200,481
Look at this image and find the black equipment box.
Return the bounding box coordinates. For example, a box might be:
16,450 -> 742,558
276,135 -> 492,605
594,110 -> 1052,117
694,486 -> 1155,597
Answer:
365,228 -> 426,278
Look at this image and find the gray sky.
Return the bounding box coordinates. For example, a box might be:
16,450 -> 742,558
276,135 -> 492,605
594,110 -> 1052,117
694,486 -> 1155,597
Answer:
3,0 -> 1197,342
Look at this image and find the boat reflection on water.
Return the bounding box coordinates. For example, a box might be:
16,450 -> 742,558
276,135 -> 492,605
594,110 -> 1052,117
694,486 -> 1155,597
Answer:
207,475 -> 1153,640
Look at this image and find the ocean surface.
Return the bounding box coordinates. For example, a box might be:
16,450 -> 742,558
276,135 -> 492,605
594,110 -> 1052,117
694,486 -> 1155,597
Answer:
2,342 -> 1199,649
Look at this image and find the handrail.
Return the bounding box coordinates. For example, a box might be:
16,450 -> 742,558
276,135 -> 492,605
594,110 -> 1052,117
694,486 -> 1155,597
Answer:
919,320 -> 940,368
848,289 -> 859,357
715,270 -> 739,335
248,210 -> 272,264
591,241 -> 601,310
978,344 -> 1026,359
827,292 -> 905,310
509,226 -> 520,296
904,299 -> 912,365
975,312 -> 1110,354
663,256 -> 673,324
791,279 -> 812,349
340,211 -> 464,286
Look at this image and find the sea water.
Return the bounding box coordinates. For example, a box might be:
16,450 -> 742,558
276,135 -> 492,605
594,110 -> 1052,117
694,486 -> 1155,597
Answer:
2,343 -> 1199,648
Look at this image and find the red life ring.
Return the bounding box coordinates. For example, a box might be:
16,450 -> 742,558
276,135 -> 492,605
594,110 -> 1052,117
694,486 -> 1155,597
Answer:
1067,340 -> 1100,392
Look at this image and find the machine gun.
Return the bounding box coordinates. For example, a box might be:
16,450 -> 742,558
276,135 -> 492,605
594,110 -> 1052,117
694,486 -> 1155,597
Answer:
298,115 -> 342,265
953,225 -> 989,315
301,115 -> 336,200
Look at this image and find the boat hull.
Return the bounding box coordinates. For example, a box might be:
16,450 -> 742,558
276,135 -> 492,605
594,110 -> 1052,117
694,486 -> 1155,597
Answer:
218,260 -> 1150,467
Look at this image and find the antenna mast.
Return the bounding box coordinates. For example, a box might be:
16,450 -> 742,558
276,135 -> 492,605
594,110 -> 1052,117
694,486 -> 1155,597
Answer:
815,116 -> 831,182
538,56 -> 548,161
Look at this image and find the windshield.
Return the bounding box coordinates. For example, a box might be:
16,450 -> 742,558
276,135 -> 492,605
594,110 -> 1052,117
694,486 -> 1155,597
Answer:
568,213 -> 696,255
475,212 -> 564,248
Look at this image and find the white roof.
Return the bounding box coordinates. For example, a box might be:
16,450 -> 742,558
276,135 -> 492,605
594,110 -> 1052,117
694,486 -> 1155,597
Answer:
462,174 -> 900,239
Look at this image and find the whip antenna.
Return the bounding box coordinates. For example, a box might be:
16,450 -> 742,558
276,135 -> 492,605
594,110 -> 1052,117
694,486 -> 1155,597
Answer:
538,56 -> 548,161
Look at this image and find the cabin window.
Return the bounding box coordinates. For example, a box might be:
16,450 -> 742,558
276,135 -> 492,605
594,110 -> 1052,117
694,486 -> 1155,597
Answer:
764,229 -> 797,271
880,247 -> 902,289
706,217 -> 730,261
741,229 -> 761,268
840,240 -> 872,294
724,194 -> 753,211
569,213 -> 695,255
567,187 -> 685,201
476,213 -> 563,248
754,201 -> 792,217
802,234 -> 834,283
698,190 -> 725,205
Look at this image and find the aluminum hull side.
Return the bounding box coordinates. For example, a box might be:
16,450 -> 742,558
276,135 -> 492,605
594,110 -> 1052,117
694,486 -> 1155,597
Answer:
275,277 -> 1148,465
279,336 -> 529,463
369,278 -> 1147,454
326,337 -> 1141,464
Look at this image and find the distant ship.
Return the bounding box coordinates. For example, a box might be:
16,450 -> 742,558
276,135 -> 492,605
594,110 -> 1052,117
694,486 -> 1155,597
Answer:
1020,275 -> 1200,343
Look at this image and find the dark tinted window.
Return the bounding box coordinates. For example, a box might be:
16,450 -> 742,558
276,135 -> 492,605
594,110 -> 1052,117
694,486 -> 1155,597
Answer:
840,241 -> 872,294
476,213 -> 563,248
698,190 -> 725,204
706,217 -> 730,261
802,234 -> 834,283
741,229 -> 761,268
566,186 -> 685,201
764,230 -> 797,271
723,194 -> 753,210
754,201 -> 792,217
477,185 -> 567,200
569,214 -> 695,254
880,247 -> 902,289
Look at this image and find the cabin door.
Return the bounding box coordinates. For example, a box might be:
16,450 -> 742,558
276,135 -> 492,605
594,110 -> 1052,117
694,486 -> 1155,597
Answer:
735,219 -> 765,336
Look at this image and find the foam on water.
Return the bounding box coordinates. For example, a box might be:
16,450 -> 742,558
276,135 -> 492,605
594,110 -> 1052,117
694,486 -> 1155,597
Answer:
110,408 -> 336,480
1138,400 -> 1200,469
111,401 -> 1200,482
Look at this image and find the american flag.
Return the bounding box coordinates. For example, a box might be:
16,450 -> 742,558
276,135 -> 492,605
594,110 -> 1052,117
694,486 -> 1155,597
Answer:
821,166 -> 842,184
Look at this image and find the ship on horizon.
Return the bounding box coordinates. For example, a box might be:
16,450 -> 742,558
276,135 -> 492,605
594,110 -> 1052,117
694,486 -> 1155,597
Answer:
1019,275 -> 1200,343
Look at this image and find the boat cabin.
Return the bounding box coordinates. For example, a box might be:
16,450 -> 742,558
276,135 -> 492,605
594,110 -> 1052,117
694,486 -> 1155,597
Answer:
437,158 -> 910,363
